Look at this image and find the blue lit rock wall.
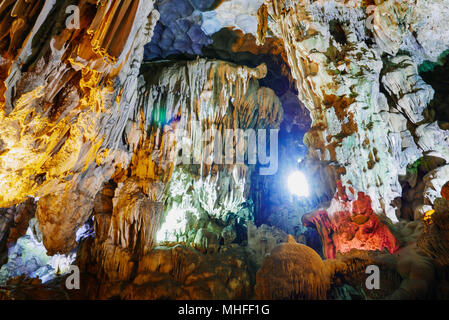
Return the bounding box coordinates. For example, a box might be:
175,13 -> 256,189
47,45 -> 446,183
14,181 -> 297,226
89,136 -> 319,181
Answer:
144,0 -> 265,60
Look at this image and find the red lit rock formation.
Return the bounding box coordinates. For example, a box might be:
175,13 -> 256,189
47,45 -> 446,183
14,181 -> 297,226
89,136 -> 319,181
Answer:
303,181 -> 399,259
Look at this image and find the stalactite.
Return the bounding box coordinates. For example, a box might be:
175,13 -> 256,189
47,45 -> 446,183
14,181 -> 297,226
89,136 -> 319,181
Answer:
262,0 -> 449,222
75,58 -> 283,298
0,0 -> 159,254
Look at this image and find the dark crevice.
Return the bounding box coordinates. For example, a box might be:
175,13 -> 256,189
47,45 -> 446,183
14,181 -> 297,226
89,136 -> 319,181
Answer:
419,51 -> 449,126
329,20 -> 347,46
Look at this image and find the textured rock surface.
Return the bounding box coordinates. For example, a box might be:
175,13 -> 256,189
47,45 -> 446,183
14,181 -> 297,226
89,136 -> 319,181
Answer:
118,244 -> 255,300
247,221 -> 288,266
1,0 -> 449,301
255,235 -> 330,300
0,0 -> 159,255
303,181 -> 399,259
0,198 -> 36,265
138,59 -> 282,244
78,240 -> 256,299
418,198 -> 449,267
145,0 -> 212,59
201,0 -> 265,36
0,275 -> 70,300
0,225 -> 75,285
145,0 -> 268,60
75,58 -> 283,296
262,0 -> 449,222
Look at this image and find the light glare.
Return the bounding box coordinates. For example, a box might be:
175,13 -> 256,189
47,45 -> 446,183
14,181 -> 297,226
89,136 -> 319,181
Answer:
156,208 -> 187,243
287,171 -> 310,198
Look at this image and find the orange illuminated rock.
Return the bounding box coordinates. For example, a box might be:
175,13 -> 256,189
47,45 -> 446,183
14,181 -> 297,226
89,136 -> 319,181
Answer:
255,235 -> 330,300
441,181 -> 449,200
0,1 -> 159,253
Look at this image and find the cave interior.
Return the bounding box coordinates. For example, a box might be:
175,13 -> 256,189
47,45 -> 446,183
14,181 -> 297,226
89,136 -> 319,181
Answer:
0,0 -> 449,301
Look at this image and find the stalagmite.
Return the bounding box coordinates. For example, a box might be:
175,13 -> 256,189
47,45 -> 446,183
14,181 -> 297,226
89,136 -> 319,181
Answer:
255,235 -> 330,300
0,0 -> 449,302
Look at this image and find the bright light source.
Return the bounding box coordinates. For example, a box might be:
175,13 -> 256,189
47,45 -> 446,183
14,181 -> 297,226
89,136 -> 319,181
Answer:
156,208 -> 187,243
287,170 -> 310,198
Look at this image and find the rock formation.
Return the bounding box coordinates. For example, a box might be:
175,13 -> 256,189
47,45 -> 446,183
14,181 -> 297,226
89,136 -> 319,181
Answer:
262,0 -> 449,222
0,0 -> 160,256
255,235 -> 330,299
0,0 -> 449,301
72,58 -> 282,298
303,181 -> 399,259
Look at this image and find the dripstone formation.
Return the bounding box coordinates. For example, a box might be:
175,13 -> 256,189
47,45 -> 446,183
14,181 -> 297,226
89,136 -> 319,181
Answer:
1,0 -> 449,300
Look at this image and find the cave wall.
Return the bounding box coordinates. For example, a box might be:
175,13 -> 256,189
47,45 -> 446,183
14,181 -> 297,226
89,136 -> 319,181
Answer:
262,0 -> 449,222
0,0 -> 159,255
0,1 -> 285,294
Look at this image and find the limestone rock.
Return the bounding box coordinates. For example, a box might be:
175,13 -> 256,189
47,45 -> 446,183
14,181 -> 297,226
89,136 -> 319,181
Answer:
254,235 -> 330,300
81,244 -> 254,300
418,198 -> 449,267
0,0 -> 159,254
423,165 -> 449,205
193,228 -> 219,253
76,57 -> 283,290
262,0 -> 449,222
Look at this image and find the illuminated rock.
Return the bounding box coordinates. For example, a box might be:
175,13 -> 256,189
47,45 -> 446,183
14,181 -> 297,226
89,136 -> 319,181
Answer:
0,1 -> 159,254
78,243 -> 254,299
247,221 -> 288,266
1,0 -> 449,301
418,198 -> 449,267
303,182 -> 399,259
255,235 -> 330,300
0,198 -> 36,265
0,225 -> 75,285
75,58 -> 283,294
262,0 -> 449,222
423,165 -> 449,205
202,0 -> 265,36
138,59 -> 282,243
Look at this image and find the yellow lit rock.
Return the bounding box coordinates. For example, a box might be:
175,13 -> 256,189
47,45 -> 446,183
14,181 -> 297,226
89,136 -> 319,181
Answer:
423,209 -> 435,225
